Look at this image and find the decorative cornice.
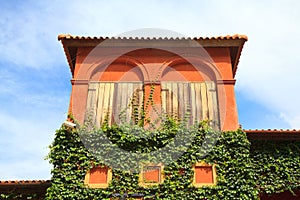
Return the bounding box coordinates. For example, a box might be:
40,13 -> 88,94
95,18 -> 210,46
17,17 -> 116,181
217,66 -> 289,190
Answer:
217,80 -> 236,85
71,79 -> 89,85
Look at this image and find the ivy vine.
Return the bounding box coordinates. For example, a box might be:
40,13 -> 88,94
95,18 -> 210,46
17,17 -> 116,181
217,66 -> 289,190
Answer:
43,120 -> 300,200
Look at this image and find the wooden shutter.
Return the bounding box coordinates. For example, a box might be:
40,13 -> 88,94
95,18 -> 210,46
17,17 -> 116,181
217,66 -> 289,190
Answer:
190,82 -> 219,129
161,82 -> 190,121
86,82 -> 143,126
112,82 -> 143,125
161,81 -> 219,129
85,82 -> 115,126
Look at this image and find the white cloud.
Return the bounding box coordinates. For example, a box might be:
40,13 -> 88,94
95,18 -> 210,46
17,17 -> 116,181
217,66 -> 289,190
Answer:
0,111 -> 63,180
231,1 -> 300,128
280,113 -> 300,129
0,161 -> 51,180
0,67 -> 68,180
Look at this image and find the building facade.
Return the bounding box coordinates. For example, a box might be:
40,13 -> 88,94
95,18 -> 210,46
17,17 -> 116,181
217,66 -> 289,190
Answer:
1,34 -> 299,200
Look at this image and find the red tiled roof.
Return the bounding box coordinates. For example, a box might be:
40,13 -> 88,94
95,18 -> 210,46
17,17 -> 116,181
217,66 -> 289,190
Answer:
0,180 -> 51,196
57,34 -> 248,41
58,34 -> 247,77
0,180 -> 50,185
245,129 -> 300,140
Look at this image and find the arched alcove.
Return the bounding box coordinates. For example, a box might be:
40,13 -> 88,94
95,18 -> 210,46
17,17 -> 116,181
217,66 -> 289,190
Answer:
89,56 -> 145,82
160,58 -> 221,129
160,57 -> 218,82
85,57 -> 146,126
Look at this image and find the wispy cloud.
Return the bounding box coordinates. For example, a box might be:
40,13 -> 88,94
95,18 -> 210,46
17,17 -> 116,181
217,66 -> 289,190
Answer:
0,65 -> 69,180
0,110 -> 63,180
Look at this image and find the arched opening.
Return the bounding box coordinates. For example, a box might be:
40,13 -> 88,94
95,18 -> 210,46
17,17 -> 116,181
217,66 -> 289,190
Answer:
160,61 -> 220,129
85,58 -> 145,126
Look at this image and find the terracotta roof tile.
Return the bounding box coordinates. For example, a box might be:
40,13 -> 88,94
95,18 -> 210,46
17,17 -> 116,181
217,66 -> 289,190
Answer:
57,34 -> 248,41
245,129 -> 300,133
0,180 -> 50,185
245,129 -> 300,140
0,180 -> 51,195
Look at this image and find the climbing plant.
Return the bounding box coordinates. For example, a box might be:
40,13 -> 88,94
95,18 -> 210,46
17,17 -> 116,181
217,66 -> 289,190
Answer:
0,193 -> 44,200
250,140 -> 300,196
43,118 -> 300,200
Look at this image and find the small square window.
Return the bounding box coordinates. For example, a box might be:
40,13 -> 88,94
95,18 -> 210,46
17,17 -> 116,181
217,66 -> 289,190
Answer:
139,163 -> 164,187
192,162 -> 217,187
84,166 -> 112,188
143,166 -> 161,182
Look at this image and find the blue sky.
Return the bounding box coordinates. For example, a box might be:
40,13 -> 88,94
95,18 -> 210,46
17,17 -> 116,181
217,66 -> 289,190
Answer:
0,0 -> 299,180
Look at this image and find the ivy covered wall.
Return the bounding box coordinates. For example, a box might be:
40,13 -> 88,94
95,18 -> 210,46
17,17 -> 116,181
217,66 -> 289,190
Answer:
43,121 -> 300,200
250,140 -> 300,196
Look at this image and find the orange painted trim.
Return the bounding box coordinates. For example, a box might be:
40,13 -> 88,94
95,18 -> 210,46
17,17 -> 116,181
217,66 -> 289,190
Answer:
192,162 -> 217,187
70,79 -> 90,85
217,79 -> 236,85
84,166 -> 112,188
138,163 -> 164,187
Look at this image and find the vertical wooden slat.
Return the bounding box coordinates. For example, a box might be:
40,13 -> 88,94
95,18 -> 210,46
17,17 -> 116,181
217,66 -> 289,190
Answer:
193,82 -> 202,124
86,82 -> 96,112
177,82 -> 190,122
172,82 -> 179,119
131,83 -> 139,123
113,82 -> 120,124
86,82 -> 93,124
101,83 -> 111,124
107,83 -> 114,125
162,82 -> 172,117
207,81 -> 219,129
190,83 -> 196,124
131,83 -> 143,123
200,82 -> 209,120
212,83 -> 220,129
166,82 -> 172,116
119,83 -> 126,123
94,82 -> 100,122
177,82 -> 184,120
184,82 -> 191,123
131,83 -> 137,122
126,83 -> 134,122
119,83 -> 125,123
117,83 -> 123,123
86,82 -> 100,125
206,82 -> 214,126
167,82 -> 172,117
113,83 -> 120,124
161,84 -> 167,116
96,83 -> 103,125
96,83 -> 105,126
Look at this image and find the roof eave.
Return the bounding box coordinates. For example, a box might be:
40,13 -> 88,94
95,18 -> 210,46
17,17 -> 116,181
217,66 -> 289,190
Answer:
245,130 -> 300,141
0,180 -> 51,194
58,34 -> 247,78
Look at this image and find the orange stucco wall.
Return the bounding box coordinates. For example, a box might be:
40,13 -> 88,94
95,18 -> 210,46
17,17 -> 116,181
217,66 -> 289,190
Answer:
69,46 -> 239,131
